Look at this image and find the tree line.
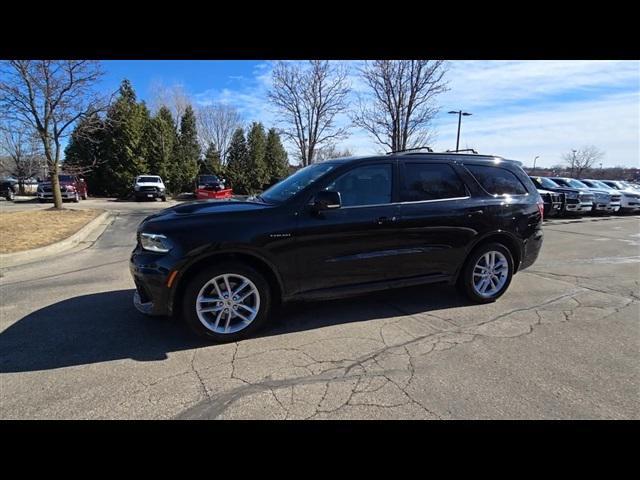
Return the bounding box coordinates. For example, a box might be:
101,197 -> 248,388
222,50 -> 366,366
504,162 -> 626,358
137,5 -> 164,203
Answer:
64,79 -> 289,196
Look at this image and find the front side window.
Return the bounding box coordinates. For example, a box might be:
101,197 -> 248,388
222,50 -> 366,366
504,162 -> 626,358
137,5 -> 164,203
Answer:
401,163 -> 467,201
531,177 -> 560,189
261,162 -> 338,204
325,164 -> 392,207
466,164 -> 528,196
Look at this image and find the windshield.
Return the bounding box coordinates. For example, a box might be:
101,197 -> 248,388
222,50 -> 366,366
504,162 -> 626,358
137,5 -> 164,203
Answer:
590,180 -> 611,189
58,175 -> 74,182
138,176 -> 160,183
533,177 -> 560,189
260,163 -> 339,204
199,175 -> 220,183
604,181 -> 623,190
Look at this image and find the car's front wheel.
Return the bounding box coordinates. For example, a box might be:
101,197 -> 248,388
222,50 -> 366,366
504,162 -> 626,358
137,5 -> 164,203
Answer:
458,242 -> 514,303
182,263 -> 272,342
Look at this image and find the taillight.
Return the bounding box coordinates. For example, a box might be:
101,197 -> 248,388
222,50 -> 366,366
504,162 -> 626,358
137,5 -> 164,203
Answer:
537,199 -> 544,221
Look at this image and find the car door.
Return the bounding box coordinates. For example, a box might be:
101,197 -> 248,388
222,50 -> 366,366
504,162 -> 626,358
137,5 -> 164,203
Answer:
392,161 -> 485,279
293,162 -> 403,294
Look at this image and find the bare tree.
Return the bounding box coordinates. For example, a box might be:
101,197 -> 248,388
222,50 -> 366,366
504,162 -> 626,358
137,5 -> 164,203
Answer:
268,60 -> 350,166
196,103 -> 243,164
0,121 -> 46,194
313,144 -> 354,162
562,145 -> 605,178
0,60 -> 106,208
148,81 -> 190,127
352,60 -> 449,152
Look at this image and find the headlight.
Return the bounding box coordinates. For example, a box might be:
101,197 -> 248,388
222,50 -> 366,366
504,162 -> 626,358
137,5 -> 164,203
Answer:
566,191 -> 578,199
140,233 -> 173,253
159,187 -> 165,192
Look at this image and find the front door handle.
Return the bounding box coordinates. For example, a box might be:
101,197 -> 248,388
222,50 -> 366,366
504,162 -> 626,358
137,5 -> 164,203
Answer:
377,216 -> 398,225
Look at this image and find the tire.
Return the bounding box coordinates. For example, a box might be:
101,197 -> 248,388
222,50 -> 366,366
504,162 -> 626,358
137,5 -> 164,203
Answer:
161,195 -> 167,202
182,263 -> 272,342
38,198 -> 45,203
457,242 -> 514,303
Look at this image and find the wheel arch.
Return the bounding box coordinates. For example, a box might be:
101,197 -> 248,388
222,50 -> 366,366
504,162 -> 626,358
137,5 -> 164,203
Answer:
454,230 -> 523,284
170,249 -> 284,318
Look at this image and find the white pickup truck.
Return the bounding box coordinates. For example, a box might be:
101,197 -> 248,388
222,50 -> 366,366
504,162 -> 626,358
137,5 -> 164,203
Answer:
134,175 -> 167,201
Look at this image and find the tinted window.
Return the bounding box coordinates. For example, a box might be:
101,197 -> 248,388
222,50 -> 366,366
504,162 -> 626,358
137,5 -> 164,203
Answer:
262,163 -> 337,204
58,175 -> 75,182
466,165 -> 528,195
401,163 -> 467,201
138,176 -> 160,183
326,164 -> 392,207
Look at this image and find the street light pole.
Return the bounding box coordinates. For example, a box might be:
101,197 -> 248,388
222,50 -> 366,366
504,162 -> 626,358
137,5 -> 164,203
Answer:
448,110 -> 472,152
533,156 -> 539,172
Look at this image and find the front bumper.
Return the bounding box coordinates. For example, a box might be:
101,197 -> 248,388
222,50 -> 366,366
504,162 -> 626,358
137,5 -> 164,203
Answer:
564,201 -> 592,213
37,191 -> 77,200
130,248 -> 175,316
135,190 -> 165,199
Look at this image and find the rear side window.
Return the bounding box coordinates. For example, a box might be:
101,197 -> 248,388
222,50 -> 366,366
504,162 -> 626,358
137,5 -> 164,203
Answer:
401,163 -> 467,201
465,164 -> 528,196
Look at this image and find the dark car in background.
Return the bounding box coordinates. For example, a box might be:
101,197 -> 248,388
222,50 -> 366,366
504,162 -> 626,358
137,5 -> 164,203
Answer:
529,176 -> 593,215
131,151 -> 544,342
1,177 -> 18,201
37,174 -> 88,203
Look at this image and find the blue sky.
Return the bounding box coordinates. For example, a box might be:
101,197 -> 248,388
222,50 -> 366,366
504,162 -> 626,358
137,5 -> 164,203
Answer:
100,60 -> 640,168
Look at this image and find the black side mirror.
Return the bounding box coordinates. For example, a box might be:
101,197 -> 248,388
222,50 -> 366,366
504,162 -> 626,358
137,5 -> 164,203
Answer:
312,190 -> 341,211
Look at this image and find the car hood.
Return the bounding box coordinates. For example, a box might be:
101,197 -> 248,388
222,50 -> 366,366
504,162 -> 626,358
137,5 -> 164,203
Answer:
141,198 -> 273,225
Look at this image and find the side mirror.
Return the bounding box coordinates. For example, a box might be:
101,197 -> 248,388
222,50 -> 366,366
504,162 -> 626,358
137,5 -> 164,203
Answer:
312,190 -> 341,211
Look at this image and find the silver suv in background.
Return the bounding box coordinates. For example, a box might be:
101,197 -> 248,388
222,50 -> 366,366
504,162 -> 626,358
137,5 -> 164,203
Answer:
599,180 -> 640,212
547,177 -> 595,213
579,179 -> 621,212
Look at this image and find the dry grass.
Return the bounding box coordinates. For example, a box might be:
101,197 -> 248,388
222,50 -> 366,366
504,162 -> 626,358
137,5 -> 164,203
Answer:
0,208 -> 103,254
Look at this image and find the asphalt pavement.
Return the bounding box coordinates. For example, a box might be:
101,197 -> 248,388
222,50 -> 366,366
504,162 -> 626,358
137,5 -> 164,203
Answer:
1,198 -> 638,419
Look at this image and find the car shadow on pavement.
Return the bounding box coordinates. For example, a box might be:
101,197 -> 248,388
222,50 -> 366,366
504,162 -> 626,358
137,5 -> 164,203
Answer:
0,285 -> 469,374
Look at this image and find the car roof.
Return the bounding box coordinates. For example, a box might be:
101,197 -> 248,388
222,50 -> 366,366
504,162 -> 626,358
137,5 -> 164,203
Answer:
322,152 -> 522,167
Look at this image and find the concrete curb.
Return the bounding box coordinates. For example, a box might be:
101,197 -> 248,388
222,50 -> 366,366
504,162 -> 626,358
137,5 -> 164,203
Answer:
0,210 -> 112,269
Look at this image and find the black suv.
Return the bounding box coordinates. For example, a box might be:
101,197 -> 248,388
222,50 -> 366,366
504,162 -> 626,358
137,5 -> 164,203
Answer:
131,152 -> 544,342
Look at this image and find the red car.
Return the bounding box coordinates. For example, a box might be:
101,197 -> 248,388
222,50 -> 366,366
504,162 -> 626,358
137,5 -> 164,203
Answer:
195,174 -> 233,200
37,174 -> 88,203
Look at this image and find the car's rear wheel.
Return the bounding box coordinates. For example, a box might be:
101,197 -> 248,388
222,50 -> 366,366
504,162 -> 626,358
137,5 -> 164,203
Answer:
182,263 -> 272,342
458,242 -> 513,303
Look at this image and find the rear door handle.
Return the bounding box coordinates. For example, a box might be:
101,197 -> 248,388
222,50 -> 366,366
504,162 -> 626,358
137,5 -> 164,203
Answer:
466,209 -> 484,218
377,216 -> 398,225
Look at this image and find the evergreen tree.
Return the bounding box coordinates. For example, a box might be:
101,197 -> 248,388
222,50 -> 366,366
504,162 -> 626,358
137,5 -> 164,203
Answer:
200,142 -> 224,176
171,105 -> 200,193
64,113 -> 108,194
264,128 -> 289,185
143,106 -> 177,184
225,127 -> 250,194
246,122 -> 268,192
101,79 -> 150,196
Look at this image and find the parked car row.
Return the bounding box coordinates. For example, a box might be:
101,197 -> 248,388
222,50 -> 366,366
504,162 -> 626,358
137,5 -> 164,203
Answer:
529,176 -> 640,218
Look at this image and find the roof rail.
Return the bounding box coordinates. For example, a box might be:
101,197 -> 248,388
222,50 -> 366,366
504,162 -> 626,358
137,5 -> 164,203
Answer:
386,146 -> 433,155
446,148 -> 478,154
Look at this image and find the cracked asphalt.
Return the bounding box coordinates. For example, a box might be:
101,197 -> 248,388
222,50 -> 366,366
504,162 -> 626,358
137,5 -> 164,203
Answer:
1,199 -> 639,419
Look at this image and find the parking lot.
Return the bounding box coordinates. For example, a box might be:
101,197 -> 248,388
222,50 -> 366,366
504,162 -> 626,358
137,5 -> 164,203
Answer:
0,198 -> 638,419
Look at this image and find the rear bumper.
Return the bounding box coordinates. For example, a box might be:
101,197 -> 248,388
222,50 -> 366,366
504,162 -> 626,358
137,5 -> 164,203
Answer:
520,228 -> 544,271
